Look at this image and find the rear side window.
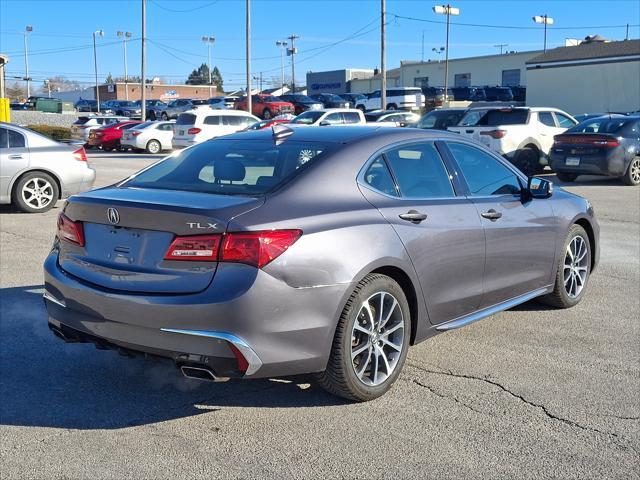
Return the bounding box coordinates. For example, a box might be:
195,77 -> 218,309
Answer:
555,113 -> 576,128
384,143 -> 454,198
222,115 -> 253,126
363,157 -> 398,197
342,112 -> 361,124
7,130 -> 26,148
124,140 -> 333,195
447,142 -> 521,196
538,112 -> 556,127
480,110 -> 528,126
204,116 -> 221,125
73,117 -> 90,125
0,128 -> 7,148
177,113 -> 197,125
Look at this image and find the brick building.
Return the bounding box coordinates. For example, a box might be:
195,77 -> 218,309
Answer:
98,80 -> 219,102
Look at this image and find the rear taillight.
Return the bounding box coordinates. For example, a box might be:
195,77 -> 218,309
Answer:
72,147 -> 87,162
554,135 -> 620,147
163,230 -> 302,268
187,128 -> 201,135
164,235 -> 221,261
593,138 -> 620,147
480,129 -> 507,139
57,213 -> 85,246
132,131 -> 142,136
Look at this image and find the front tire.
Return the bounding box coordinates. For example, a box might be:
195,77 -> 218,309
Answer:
513,147 -> 539,177
539,224 -> 591,308
12,171 -> 59,213
621,156 -> 640,186
161,112 -> 169,121
146,139 -> 161,154
262,109 -> 272,119
316,273 -> 411,402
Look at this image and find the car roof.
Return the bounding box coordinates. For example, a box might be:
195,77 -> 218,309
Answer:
315,108 -> 361,113
182,108 -> 257,116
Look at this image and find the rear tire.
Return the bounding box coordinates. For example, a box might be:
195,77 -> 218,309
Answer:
149,111 -> 157,121
12,171 -> 59,213
161,112 -> 169,121
538,224 -> 591,309
357,105 -> 365,112
262,109 -> 272,119
556,172 -> 578,183
315,273 -> 411,402
146,139 -> 162,154
513,147 -> 539,177
621,156 -> 640,186
386,103 -> 397,110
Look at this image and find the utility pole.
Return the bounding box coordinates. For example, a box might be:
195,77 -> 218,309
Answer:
24,26 -> 32,98
44,79 -> 51,98
533,15 -> 554,52
381,0 -> 386,110
246,0 -> 252,113
117,31 -> 132,100
433,5 -> 460,107
625,23 -> 629,40
421,30 -> 425,62
276,40 -> 288,91
494,43 -> 508,54
202,36 -> 215,97
287,34 -> 299,92
92,29 -> 104,112
141,0 -> 147,120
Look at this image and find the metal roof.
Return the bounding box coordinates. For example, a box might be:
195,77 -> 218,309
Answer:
526,39 -> 640,65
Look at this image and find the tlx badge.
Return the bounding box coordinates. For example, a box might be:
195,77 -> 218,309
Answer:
187,222 -> 217,229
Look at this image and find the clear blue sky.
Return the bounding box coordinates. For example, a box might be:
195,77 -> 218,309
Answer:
1,0 -> 639,91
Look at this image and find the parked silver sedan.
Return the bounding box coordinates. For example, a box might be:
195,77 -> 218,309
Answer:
0,123 -> 95,213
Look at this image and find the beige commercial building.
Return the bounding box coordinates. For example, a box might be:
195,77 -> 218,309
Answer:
525,39 -> 640,115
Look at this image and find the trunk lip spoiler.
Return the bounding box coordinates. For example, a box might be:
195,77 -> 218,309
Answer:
160,328 -> 262,376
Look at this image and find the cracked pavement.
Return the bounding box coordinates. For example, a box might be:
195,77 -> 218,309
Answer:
1,152 -> 638,479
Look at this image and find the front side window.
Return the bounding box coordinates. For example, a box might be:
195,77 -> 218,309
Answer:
447,142 -> 521,196
384,143 -> 454,198
538,112 -> 556,127
323,113 -> 343,125
291,111 -> 323,125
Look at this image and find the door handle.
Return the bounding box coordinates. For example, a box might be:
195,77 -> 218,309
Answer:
466,129 -> 474,134
399,210 -> 428,224
481,209 -> 502,221
8,154 -> 23,160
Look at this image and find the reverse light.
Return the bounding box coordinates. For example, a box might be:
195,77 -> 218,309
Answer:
164,235 -> 221,261
187,128 -> 202,135
57,213 -> 85,246
480,129 -> 507,139
72,147 -> 87,162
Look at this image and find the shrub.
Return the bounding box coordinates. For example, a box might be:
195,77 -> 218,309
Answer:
25,124 -> 72,141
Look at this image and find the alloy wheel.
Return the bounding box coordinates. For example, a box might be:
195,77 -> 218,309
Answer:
630,158 -> 640,184
563,235 -> 588,299
351,291 -> 405,386
21,177 -> 54,210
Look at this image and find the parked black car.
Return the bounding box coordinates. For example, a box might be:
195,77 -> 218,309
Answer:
451,87 -> 486,102
422,87 -> 454,109
74,99 -> 98,112
416,108 -> 467,130
339,93 -> 367,108
483,86 -> 514,102
133,99 -> 168,118
309,93 -> 350,109
101,100 -> 142,118
9,102 -> 29,110
279,94 -> 323,115
511,86 -> 526,102
550,114 -> 640,186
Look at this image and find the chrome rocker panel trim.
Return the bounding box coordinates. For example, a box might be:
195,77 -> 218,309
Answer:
436,287 -> 550,331
160,328 -> 263,376
43,291 -> 66,308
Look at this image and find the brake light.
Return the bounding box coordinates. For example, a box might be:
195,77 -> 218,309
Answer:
164,235 -> 221,261
57,213 -> 85,246
187,128 -> 201,135
163,230 -> 302,268
72,147 -> 87,162
131,131 -> 142,136
228,343 -> 249,373
480,129 -> 507,139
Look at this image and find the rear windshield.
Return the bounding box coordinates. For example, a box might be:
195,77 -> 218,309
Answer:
74,117 -> 90,125
176,113 -> 197,125
132,121 -> 154,130
418,110 -> 465,129
123,140 -> 333,195
291,111 -> 324,124
569,118 -> 631,134
465,109 -> 528,126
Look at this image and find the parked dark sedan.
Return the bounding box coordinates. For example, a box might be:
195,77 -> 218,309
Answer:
44,126 -> 598,401
309,93 -> 350,108
339,93 -> 367,108
279,94 -> 323,115
416,108 -> 467,130
483,86 -> 514,102
101,100 -> 142,118
451,87 -> 486,102
550,115 -> 640,185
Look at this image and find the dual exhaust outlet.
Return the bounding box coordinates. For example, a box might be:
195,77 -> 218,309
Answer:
179,365 -> 229,382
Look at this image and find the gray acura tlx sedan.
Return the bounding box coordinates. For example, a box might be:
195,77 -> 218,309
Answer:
44,126 -> 599,401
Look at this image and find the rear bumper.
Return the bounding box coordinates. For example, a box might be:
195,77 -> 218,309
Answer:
172,138 -> 197,148
60,167 -> 96,198
549,151 -> 628,176
43,251 -> 349,379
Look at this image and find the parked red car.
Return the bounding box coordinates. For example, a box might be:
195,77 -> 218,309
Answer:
235,94 -> 295,119
87,121 -> 142,150
244,118 -> 292,130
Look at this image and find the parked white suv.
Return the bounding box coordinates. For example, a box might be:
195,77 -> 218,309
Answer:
355,88 -> 425,112
290,108 -> 366,126
70,115 -> 127,145
121,120 -> 175,154
447,107 -> 578,175
172,109 -> 259,148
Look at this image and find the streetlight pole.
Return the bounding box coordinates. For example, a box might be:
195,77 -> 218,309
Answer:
287,34 -> 299,93
92,29 -> 104,112
381,0 -> 386,111
433,4 -> 459,107
202,36 -> 215,97
246,0 -> 252,113
24,26 -> 32,98
533,15 -> 554,52
117,31 -> 132,100
141,0 -> 147,121
276,40 -> 288,91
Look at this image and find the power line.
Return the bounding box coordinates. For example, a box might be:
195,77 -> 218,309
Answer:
149,0 -> 221,13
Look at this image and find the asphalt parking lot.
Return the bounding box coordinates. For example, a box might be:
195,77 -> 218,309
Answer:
1,151 -> 638,479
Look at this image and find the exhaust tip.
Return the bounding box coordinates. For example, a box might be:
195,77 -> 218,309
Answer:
180,365 -> 229,382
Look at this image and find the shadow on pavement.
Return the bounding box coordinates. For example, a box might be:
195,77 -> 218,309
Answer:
0,285 -> 347,431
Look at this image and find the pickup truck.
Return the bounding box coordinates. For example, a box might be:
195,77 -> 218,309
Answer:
447,107 -> 578,175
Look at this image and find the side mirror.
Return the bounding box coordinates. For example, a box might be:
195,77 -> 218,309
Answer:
319,120 -> 331,126
526,176 -> 553,199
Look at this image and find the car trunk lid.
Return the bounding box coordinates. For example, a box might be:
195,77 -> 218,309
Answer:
58,186 -> 264,294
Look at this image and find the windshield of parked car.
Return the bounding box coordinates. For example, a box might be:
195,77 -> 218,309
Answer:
418,110 -> 465,129
123,140 -> 333,195
176,113 -> 197,125
461,109 -> 528,126
117,101 -> 135,107
291,111 -> 324,124
569,117 -> 631,134
322,94 -> 344,102
258,96 -> 281,103
286,95 -> 316,103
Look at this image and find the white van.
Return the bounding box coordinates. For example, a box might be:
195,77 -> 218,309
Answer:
172,109 -> 259,148
355,88 -> 425,112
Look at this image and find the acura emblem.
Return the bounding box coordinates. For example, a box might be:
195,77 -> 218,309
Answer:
107,208 -> 120,225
